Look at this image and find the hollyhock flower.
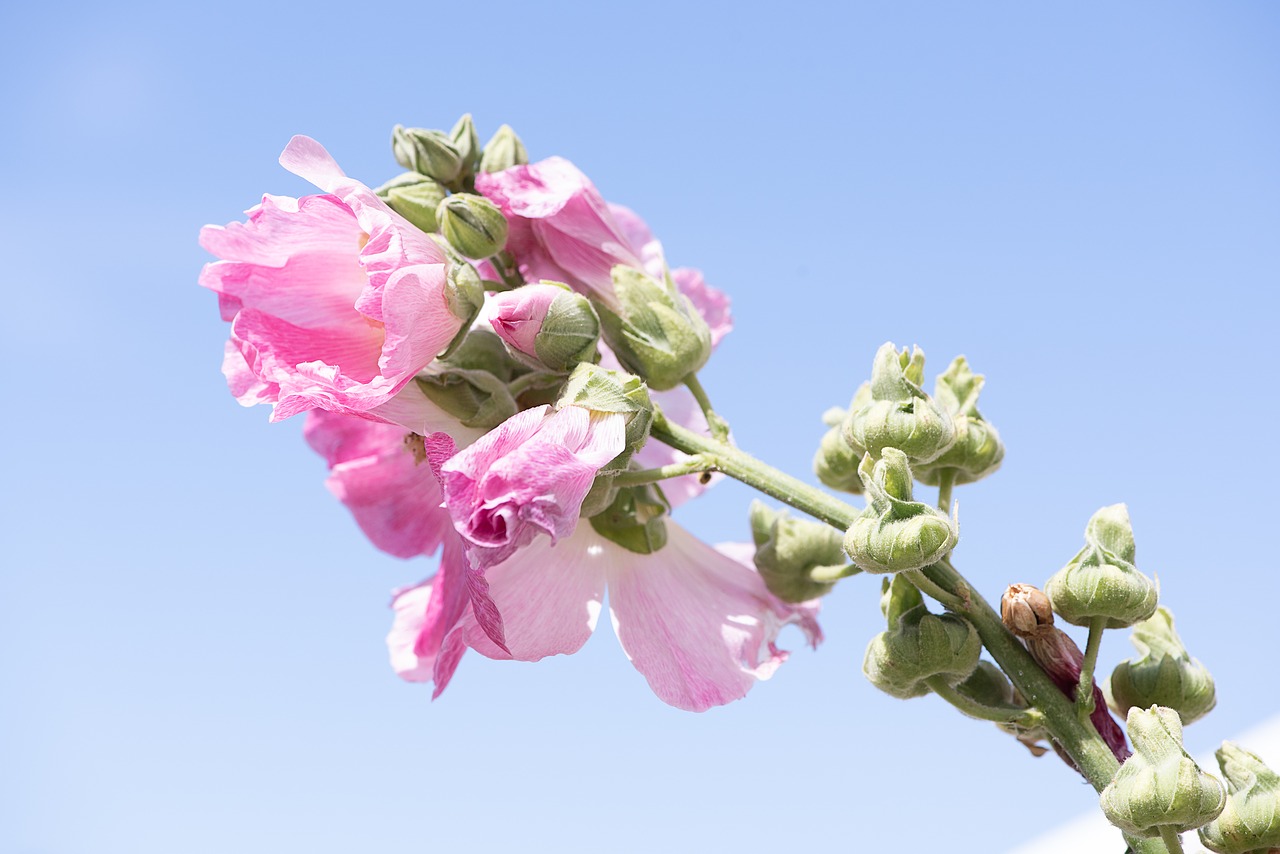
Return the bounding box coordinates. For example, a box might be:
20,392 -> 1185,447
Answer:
415,523 -> 820,712
200,135 -> 470,423
431,404 -> 626,572
476,159 -> 733,345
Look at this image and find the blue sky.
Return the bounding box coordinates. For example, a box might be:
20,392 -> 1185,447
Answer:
3,2 -> 1278,852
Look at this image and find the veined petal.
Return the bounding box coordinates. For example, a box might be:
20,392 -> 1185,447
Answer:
606,523 -> 821,712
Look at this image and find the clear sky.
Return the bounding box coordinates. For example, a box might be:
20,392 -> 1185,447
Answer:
3,2 -> 1278,853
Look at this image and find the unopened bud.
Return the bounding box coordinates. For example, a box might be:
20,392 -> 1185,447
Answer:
1198,742 -> 1280,854
1100,706 -> 1225,838
449,113 -> 480,182
749,501 -> 843,603
843,449 -> 958,574
813,383 -> 872,494
1110,607 -> 1216,725
915,356 -> 1005,486
479,123 -> 529,173
596,265 -> 712,391
1046,504 -> 1158,629
843,343 -> 957,465
437,194 -> 509,259
375,172 -> 448,233
392,124 -> 464,185
955,660 -> 1017,709
489,282 -> 600,372
589,483 -> 669,555
1001,583 -> 1056,639
862,606 -> 981,699
880,575 -> 924,627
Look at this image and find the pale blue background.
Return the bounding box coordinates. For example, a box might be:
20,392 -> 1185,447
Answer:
3,2 -> 1278,852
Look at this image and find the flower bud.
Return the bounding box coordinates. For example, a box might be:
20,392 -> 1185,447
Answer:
843,343 -> 957,465
556,362 -> 654,468
748,501 -> 843,603
1109,607 -> 1216,725
374,172 -> 448,233
1045,504 -> 1158,629
479,123 -> 529,173
430,241 -> 486,359
489,282 -> 601,372
449,113 -> 480,182
813,383 -> 872,494
1001,582 -> 1056,639
843,449 -> 958,574
955,660 -> 1017,708
392,124 -> 464,185
862,606 -> 982,699
595,266 -> 713,391
915,356 -> 1005,486
1100,706 -> 1226,838
880,575 -> 924,627
436,194 -> 509,260
588,483 -> 670,555
1198,742 -> 1280,854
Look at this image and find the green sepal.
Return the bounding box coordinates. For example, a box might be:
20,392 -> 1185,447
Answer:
915,356 -> 1005,486
843,449 -> 959,574
588,483 -> 670,555
862,605 -> 982,699
479,123 -> 529,173
1109,607 -> 1216,725
844,343 -> 957,465
595,265 -> 712,391
748,501 -> 842,603
1198,742 -> 1280,854
1045,503 -> 1158,628
374,172 -> 448,234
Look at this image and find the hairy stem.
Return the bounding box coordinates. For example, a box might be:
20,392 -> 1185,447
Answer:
1158,827 -> 1185,854
612,456 -> 717,487
1077,616 -> 1107,721
925,676 -> 1038,725
683,373 -> 731,442
936,467 -> 956,516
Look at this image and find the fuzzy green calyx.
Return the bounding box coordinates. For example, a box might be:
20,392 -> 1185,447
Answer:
557,363 -> 653,470
748,501 -> 843,603
843,449 -> 958,574
449,113 -> 480,183
415,329 -> 525,430
843,343 -> 957,465
1045,504 -> 1158,628
1198,742 -> 1280,854
1100,706 -> 1226,838
596,265 -> 712,391
589,483 -> 670,555
392,124 -> 464,186
914,356 -> 1004,486
862,604 -> 982,699
1109,607 -> 1216,725
534,289 -> 601,372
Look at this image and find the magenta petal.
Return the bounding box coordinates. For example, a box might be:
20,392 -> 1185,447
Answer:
606,523 -> 821,712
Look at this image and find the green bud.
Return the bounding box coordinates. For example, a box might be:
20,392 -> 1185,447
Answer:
955,660 -> 1017,709
479,123 -> 529,173
391,124 -> 464,185
436,194 -> 509,260
862,605 -> 982,699
535,289 -> 601,372
1110,607 -> 1216,725
596,265 -> 712,391
813,382 -> 872,494
1045,504 -> 1158,628
915,357 -> 1005,486
556,362 -> 654,468
1100,705 -> 1226,838
589,483 -> 670,555
374,172 -> 448,233
844,343 -> 957,465
429,248 -> 486,362
1198,742 -> 1280,854
880,575 -> 924,627
449,113 -> 480,182
843,449 -> 959,574
748,501 -> 843,602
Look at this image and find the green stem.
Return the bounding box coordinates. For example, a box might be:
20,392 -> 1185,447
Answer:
651,411 -> 858,530
809,563 -> 862,583
683,374 -> 731,442
1077,616 -> 1107,721
612,456 -> 716,487
925,676 -> 1038,725
1158,827 -> 1185,854
904,567 -> 966,611
936,468 -> 956,516
488,252 -> 526,290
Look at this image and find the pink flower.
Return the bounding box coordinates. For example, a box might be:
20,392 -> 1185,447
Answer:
200,135 -> 468,423
431,404 -> 626,571
476,159 -> 733,345
419,524 -> 820,712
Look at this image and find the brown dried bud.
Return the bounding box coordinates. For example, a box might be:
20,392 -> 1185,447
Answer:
1002,583 -> 1055,639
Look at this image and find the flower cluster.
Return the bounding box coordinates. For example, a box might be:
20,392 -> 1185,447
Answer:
200,118 -> 818,711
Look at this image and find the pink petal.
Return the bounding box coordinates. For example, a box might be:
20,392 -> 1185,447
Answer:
385,536 -> 471,695
279,135 -> 347,193
672,267 -> 733,349
606,523 -> 820,712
